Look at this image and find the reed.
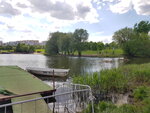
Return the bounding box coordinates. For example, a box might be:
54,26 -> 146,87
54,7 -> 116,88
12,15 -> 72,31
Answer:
73,63 -> 150,94
74,63 -> 150,113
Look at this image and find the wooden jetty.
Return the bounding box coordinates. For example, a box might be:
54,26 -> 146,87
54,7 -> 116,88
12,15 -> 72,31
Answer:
0,66 -> 54,113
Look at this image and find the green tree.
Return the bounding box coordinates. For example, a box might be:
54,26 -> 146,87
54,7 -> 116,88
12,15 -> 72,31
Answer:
73,29 -> 89,56
113,27 -> 134,46
15,43 -> 35,53
58,33 -> 73,55
134,21 -> 150,34
46,32 -> 74,55
113,25 -> 150,57
45,32 -> 60,55
123,33 -> 150,57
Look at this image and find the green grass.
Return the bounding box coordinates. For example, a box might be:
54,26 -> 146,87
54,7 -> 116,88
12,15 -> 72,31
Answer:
73,63 -> 150,113
0,50 -> 14,53
84,87 -> 150,113
74,49 -> 124,57
100,49 -> 124,57
73,63 -> 150,93
35,49 -> 45,53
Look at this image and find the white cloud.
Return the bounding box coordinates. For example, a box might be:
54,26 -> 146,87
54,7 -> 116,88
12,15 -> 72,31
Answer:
89,32 -> 112,43
132,0 -> 150,15
0,0 -> 100,42
109,0 -> 132,14
0,1 -> 21,15
109,0 -> 150,15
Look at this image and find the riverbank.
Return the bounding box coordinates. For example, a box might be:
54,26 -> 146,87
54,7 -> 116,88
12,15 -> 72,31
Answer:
45,49 -> 124,58
73,63 -> 150,113
0,49 -> 124,58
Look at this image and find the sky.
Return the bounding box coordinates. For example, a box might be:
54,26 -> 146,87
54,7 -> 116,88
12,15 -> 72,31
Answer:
0,0 -> 149,43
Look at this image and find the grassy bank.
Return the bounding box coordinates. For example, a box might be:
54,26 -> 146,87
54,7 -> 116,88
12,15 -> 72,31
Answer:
74,49 -> 124,57
35,49 -> 45,54
0,50 -> 14,53
73,63 -> 150,113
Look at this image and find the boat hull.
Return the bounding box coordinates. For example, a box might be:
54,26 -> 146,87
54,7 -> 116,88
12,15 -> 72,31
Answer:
26,67 -> 69,77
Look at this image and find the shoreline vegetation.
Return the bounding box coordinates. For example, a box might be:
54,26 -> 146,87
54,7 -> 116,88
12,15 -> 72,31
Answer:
0,49 -> 124,58
73,63 -> 150,113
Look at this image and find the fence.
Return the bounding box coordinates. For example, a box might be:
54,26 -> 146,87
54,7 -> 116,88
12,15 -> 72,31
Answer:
0,83 -> 94,113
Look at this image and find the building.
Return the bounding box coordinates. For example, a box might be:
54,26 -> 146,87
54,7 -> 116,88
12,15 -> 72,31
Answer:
39,41 -> 47,46
5,40 -> 40,46
18,40 -> 39,45
0,41 -> 2,46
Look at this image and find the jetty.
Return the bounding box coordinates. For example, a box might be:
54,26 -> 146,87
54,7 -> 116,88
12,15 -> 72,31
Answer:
0,66 -> 54,113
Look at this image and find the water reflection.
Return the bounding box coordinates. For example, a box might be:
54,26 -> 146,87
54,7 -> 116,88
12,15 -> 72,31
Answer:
125,57 -> 150,64
46,56 -> 124,75
0,54 -> 150,76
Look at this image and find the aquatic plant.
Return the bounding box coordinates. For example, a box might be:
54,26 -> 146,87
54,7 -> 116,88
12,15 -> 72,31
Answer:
73,63 -> 150,94
74,63 -> 150,113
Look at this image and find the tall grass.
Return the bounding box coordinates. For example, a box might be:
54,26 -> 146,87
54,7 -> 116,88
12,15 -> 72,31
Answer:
74,63 -> 150,113
73,63 -> 150,94
83,86 -> 150,113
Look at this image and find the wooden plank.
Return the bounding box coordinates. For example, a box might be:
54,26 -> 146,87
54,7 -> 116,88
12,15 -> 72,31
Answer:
0,66 -> 53,113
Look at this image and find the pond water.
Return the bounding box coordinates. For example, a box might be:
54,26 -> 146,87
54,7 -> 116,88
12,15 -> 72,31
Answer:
0,54 -> 150,86
0,54 -> 125,75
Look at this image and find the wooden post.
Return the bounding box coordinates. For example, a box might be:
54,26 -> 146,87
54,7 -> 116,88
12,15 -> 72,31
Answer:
53,70 -> 55,89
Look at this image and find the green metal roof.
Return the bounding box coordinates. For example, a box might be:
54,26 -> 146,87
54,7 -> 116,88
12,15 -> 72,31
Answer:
0,66 -> 52,113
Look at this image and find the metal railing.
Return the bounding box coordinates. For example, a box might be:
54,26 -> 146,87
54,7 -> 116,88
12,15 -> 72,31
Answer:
0,83 -> 94,113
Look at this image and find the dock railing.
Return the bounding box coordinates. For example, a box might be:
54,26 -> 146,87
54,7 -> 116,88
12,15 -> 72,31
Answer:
0,83 -> 94,113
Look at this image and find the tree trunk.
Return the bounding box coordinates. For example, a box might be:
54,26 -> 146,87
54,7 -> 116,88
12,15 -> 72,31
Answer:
78,51 -> 81,57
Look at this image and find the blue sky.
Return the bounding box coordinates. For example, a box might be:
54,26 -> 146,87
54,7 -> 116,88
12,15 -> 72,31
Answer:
0,0 -> 149,43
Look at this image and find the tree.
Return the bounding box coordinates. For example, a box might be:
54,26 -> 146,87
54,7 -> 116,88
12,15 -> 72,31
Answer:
113,21 -> 150,57
15,43 -> 35,53
134,21 -> 150,34
123,33 -> 150,57
73,29 -> 89,56
46,32 -> 75,55
113,27 -> 134,46
45,32 -> 60,55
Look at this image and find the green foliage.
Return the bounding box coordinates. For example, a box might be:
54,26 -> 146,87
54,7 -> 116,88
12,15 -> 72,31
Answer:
97,101 -> 116,112
35,49 -> 45,53
0,45 -> 13,50
45,29 -> 88,56
73,29 -> 89,56
123,33 -> 150,57
133,86 -> 149,101
134,20 -> 150,34
73,63 -> 150,94
84,102 -> 138,113
113,27 -> 134,46
113,20 -> 150,57
15,43 -> 35,53
45,32 -> 60,55
83,41 -> 105,51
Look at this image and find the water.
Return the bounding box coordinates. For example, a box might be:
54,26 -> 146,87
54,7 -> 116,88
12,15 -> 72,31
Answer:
0,54 -> 124,75
1,54 -> 150,86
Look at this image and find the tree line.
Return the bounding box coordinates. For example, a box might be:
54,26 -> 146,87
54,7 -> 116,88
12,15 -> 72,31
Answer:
45,29 -> 119,56
46,29 -> 89,56
113,20 -> 150,57
0,43 -> 44,53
